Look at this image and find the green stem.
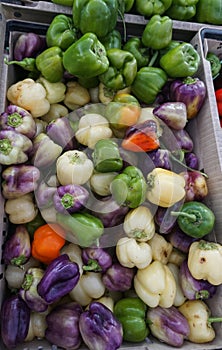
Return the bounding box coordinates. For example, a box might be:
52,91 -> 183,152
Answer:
170,152 -> 208,179
83,259 -> 102,272
118,9 -> 127,43
208,317 -> 222,325
148,51 -> 159,67
171,211 -> 196,221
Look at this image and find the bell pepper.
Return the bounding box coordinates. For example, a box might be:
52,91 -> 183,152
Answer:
142,15 -> 173,50
46,14 -> 77,51
100,29 -> 122,51
99,48 -> 137,91
36,47 -> 64,83
123,37 -> 149,69
135,0 -> 173,17
170,76 -> 206,119
131,66 -> 168,104
215,88 -> 222,117
102,262 -> 135,292
116,237 -> 152,269
171,201 -> 215,238
46,116 -> 75,151
134,260 -> 176,307
69,271 -> 106,305
31,224 -> 66,265
56,150 -> 94,186
1,295 -> 30,349
146,168 -> 186,207
79,302 -> 123,350
82,247 -> 112,272
166,1 -> 197,20
61,242 -> 84,275
114,297 -> 149,342
167,263 -> 187,306
187,240 -> 222,285
51,0 -> 73,5
31,133 -> 62,169
110,165 -> 147,208
121,119 -> 160,152
149,233 -> 173,264
147,305 -> 190,347
206,52 -> 222,79
0,105 -> 36,139
4,57 -> 40,79
53,184 -> 89,214
90,172 -> 118,196
153,101 -> 187,130
92,139 -> 123,172
5,193 -> 38,224
63,33 -> 109,78
25,309 -> 48,342
123,205 -> 155,241
56,212 -> 104,247
160,43 -> 200,78
45,302 -> 83,349
196,0 -> 222,25
37,77 -> 66,104
37,254 -> 80,304
75,113 -> 113,149
13,32 -> 46,61
73,0 -> 118,38
105,93 -> 141,130
3,225 -> 31,266
180,170 -> 208,202
64,80 -> 91,110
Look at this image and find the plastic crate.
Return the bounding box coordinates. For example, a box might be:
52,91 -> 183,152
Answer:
0,4 -> 222,350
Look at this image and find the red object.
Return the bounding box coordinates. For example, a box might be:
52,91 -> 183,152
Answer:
215,88 -> 222,117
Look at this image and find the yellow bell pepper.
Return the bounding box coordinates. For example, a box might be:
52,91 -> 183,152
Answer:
148,233 -> 173,264
146,168 -> 186,207
134,260 -> 176,308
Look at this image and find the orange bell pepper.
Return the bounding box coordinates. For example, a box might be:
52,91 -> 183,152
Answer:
31,224 -> 66,264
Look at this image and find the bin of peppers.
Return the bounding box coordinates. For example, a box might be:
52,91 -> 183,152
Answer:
1,7 -> 222,350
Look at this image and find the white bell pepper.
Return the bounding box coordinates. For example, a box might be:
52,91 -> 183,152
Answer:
5,193 -> 38,224
148,233 -> 173,264
167,262 -> 187,307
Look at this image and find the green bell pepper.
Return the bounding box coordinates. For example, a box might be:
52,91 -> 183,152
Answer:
63,33 -> 109,78
142,15 -> 173,50
99,48 -> 137,91
46,14 -> 78,51
131,66 -> 168,104
195,0 -> 222,25
114,297 -> 149,342
206,52 -> 222,79
123,37 -> 150,68
171,201 -> 215,239
78,76 -> 99,88
100,29 -> 122,51
51,0 -> 73,6
73,0 -> 119,38
92,139 -> 123,172
35,46 -> 64,83
56,212 -> 104,247
135,0 -> 173,17
110,165 -> 147,208
25,211 -> 46,238
160,42 -> 200,78
123,0 -> 135,11
166,2 -> 196,20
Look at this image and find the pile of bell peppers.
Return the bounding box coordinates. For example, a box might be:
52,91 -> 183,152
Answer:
1,3 -> 222,350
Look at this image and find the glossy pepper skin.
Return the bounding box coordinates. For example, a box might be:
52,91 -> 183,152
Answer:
166,1 -> 197,20
123,37 -> 149,68
53,184 -> 89,214
110,165 -> 147,208
114,297 -> 149,342
46,14 -> 77,51
46,116 -> 75,151
171,201 -> 215,238
35,46 -> 64,83
63,33 -> 109,78
99,48 -> 137,91
196,0 -> 222,25
13,32 -> 46,61
131,66 -> 168,104
160,42 -> 200,78
37,254 -> 80,304
45,302 -> 83,349
100,29 -> 122,51
73,0 -> 119,38
102,262 -> 135,292
93,139 -> 123,172
82,247 -> 112,272
206,52 -> 222,78
135,0 -> 173,17
142,15 -> 173,50
79,302 -> 123,350
1,295 -> 30,349
57,212 -> 104,247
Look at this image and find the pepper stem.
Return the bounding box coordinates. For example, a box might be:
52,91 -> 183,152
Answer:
170,152 -> 208,178
148,51 -> 159,67
0,138 -> 13,155
208,317 -> 222,325
83,259 -> 102,272
171,211 -> 196,221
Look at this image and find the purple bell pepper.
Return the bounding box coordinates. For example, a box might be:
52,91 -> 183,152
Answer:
82,247 -> 112,273
153,101 -> 187,130
102,262 -> 135,292
45,301 -> 83,350
19,267 -> 48,312
147,305 -> 190,347
2,164 -> 40,199
46,116 -> 76,151
79,302 -> 123,350
170,77 -> 206,120
184,152 -> 199,170
53,184 -> 89,214
3,225 -> 31,266
37,254 -> 80,304
1,295 -> 30,349
14,32 -> 46,61
172,128 -> 193,152
0,105 -> 37,139
167,226 -> 197,253
179,260 -> 217,300
35,179 -> 57,208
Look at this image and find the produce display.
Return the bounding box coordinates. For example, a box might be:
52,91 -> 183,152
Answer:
1,2 -> 222,350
